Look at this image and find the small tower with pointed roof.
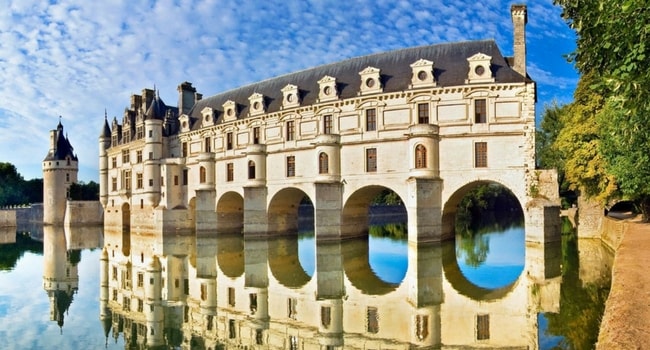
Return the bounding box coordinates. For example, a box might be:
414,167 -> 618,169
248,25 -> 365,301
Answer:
43,118 -> 79,225
99,111 -> 111,208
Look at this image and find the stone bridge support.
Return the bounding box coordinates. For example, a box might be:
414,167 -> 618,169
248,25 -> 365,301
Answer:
407,178 -> 443,243
314,182 -> 343,241
243,187 -> 268,238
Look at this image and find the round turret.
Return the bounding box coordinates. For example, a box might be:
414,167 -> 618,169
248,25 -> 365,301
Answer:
43,119 -> 78,225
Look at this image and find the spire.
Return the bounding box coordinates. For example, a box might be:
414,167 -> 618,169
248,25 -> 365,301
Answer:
101,110 -> 112,138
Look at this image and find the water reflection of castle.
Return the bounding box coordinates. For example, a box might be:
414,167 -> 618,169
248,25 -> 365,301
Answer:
100,229 -> 565,349
41,225 -> 103,330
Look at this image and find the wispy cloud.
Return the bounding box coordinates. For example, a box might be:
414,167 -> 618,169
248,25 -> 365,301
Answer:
0,0 -> 578,180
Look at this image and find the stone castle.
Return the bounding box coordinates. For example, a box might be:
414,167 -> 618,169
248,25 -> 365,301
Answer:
99,5 -> 558,243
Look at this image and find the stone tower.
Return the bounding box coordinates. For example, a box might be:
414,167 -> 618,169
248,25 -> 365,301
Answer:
99,113 -> 111,209
43,119 -> 78,225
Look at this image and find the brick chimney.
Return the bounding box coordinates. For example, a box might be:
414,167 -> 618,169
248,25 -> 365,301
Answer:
177,81 -> 197,115
511,4 -> 527,77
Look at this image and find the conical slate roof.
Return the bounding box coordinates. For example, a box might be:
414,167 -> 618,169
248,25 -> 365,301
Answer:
44,122 -> 78,162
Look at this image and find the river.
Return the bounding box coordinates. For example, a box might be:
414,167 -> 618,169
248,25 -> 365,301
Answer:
0,214 -> 611,349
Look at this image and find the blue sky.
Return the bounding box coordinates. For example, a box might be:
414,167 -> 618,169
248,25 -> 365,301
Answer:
0,0 -> 578,182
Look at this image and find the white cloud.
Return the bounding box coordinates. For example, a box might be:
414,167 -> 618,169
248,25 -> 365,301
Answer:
0,0 -> 578,181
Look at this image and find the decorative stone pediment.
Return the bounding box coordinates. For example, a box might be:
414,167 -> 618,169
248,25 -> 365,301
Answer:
281,84 -> 300,109
223,100 -> 237,121
410,59 -> 436,88
248,92 -> 265,116
359,66 -> 382,95
318,75 -> 338,102
466,52 -> 495,84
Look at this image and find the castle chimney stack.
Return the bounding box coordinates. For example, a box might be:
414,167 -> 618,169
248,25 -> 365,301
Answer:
511,4 -> 527,77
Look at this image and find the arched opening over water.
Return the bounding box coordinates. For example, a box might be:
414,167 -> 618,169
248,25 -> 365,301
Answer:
267,188 -> 314,236
216,191 -> 244,234
121,203 -> 130,256
443,181 -> 525,294
216,234 -> 244,278
341,238 -> 400,295
268,236 -> 313,288
341,185 -> 407,239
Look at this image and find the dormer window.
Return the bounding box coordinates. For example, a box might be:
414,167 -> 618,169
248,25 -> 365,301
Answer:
223,100 -> 237,121
178,114 -> 191,133
282,84 -> 300,109
318,75 -> 338,102
359,66 -> 382,95
248,93 -> 265,116
410,59 -> 436,88
466,53 -> 494,84
201,107 -> 215,127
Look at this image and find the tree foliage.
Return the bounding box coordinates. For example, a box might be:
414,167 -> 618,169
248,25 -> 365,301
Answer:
0,162 -> 29,206
554,0 -> 650,216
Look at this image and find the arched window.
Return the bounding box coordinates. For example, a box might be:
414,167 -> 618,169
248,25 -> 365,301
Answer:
415,145 -> 427,168
248,161 -> 256,179
199,166 -> 206,183
319,152 -> 329,174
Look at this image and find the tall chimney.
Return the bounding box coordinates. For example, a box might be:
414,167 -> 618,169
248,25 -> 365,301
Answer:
511,4 -> 527,77
177,81 -> 197,115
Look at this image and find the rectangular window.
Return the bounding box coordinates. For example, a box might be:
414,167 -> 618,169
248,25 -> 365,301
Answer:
148,152 -> 153,160
111,157 -> 117,168
288,298 -> 297,319
112,266 -> 117,280
174,175 -> 179,186
323,115 -> 332,134
253,127 -> 260,144
366,148 -> 377,172
200,283 -> 207,301
418,103 -> 429,124
367,306 -> 379,334
229,319 -> 236,339
227,163 -> 234,182
137,299 -> 143,312
249,293 -> 258,313
136,126 -> 144,139
286,121 -> 295,141
182,169 -> 188,185
148,178 -> 153,187
122,149 -> 130,164
321,306 -> 331,328
112,135 -> 118,146
122,170 -> 131,190
366,108 -> 377,131
477,314 -> 490,340
111,177 -> 117,192
182,142 -> 188,157
286,156 -> 295,177
136,150 -> 142,163
136,173 -> 143,189
475,99 -> 487,123
228,287 -> 235,306
122,130 -> 130,143
137,272 -> 144,287
474,142 -> 488,168
226,132 -> 233,150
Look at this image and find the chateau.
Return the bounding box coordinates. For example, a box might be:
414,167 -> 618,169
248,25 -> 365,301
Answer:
100,5 -> 556,243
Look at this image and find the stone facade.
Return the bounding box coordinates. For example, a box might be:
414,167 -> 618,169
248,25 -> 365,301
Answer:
100,5 -> 555,243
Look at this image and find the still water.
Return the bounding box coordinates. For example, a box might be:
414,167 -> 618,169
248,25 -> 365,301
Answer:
0,217 -> 611,349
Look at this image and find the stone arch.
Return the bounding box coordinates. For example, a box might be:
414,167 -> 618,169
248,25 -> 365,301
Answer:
216,191 -> 244,235
341,185 -> 406,239
441,240 -> 519,300
441,180 -> 524,240
267,187 -> 313,235
216,234 -> 244,278
268,237 -> 312,288
341,238 -> 400,295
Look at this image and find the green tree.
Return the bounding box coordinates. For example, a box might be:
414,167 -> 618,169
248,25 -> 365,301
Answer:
536,101 -> 569,191
555,0 -> 650,217
0,162 -> 27,206
553,73 -> 617,204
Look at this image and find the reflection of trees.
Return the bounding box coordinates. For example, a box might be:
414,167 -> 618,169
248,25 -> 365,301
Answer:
543,226 -> 610,348
368,223 -> 407,240
456,233 -> 489,267
456,184 -> 524,236
0,232 -> 43,270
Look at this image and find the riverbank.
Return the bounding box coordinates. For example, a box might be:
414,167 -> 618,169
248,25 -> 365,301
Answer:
597,217 -> 650,348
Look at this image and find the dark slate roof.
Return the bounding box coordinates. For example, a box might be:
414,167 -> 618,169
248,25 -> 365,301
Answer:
100,115 -> 111,138
145,93 -> 169,120
44,122 -> 78,162
187,40 -> 530,130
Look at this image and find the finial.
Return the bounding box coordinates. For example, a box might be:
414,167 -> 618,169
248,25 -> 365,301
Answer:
104,109 -> 107,120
